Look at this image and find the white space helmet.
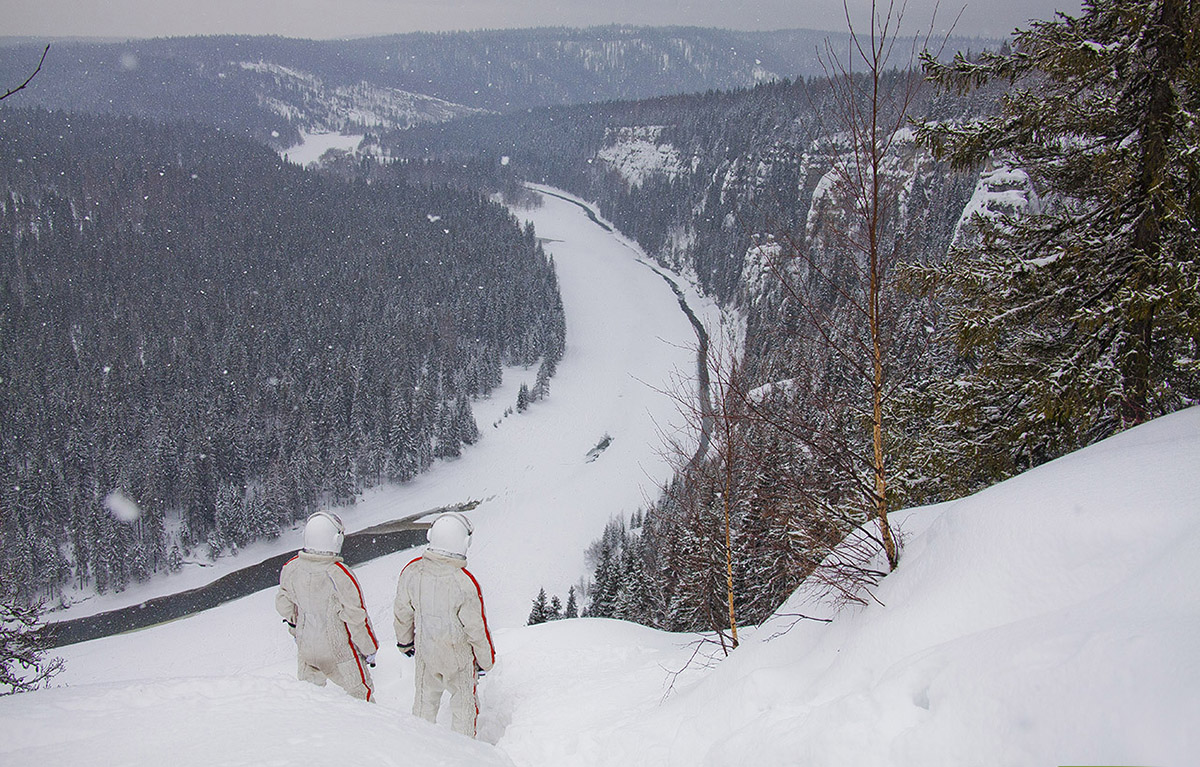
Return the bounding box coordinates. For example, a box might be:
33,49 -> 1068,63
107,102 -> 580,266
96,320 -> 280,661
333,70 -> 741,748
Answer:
426,512 -> 473,558
304,511 -> 345,555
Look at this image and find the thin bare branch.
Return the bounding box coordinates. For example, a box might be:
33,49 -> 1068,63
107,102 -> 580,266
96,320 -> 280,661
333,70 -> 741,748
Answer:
1,45 -> 50,102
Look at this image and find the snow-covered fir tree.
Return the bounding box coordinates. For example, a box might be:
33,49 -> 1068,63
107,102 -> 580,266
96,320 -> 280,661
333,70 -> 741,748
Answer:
525,588 -> 567,625
914,0 -> 1200,481
527,588 -> 551,625
564,586 -> 578,619
0,590 -> 62,695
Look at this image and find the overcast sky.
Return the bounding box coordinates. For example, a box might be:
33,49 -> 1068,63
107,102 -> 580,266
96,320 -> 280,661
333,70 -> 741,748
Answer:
3,1 -> 1080,42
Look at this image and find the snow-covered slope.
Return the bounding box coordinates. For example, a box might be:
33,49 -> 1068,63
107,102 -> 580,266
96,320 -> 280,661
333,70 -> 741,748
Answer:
239,59 -> 487,136
499,405 -> 1200,767
5,187 -> 1197,766
951,160 -> 1043,249
596,126 -> 689,189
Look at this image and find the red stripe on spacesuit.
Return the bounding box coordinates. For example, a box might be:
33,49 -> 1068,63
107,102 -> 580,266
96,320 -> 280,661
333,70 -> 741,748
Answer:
335,561 -> 379,650
472,673 -> 479,735
400,555 -> 423,574
462,568 -> 495,665
345,624 -> 373,702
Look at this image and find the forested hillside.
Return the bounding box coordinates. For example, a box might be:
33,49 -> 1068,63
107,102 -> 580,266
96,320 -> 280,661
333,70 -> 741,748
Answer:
393,75 -> 991,302
436,75 -> 1001,632
0,26 -> 993,148
0,108 -> 565,602
438,5 -> 1199,639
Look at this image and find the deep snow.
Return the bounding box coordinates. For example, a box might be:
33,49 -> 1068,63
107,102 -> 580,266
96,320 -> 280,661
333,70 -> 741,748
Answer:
574,406 -> 1200,766
6,188 -> 1198,766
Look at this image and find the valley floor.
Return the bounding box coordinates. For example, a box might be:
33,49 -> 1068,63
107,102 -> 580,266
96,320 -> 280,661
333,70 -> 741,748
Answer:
48,186 -> 723,630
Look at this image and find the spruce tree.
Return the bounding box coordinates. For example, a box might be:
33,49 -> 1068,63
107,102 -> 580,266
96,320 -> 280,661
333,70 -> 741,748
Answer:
533,360 -> 551,401
564,586 -> 579,619
214,483 -> 245,551
916,0 -> 1200,475
612,539 -> 656,625
454,397 -> 480,446
526,587 -> 550,625
586,544 -> 621,618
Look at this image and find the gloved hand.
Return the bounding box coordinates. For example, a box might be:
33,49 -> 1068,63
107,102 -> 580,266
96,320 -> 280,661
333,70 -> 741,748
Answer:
398,642 -> 415,658
475,664 -> 486,680
363,653 -> 376,668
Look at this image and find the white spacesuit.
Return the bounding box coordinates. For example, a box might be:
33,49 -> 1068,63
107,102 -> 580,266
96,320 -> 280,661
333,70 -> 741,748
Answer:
393,512 -> 495,737
276,512 -> 379,701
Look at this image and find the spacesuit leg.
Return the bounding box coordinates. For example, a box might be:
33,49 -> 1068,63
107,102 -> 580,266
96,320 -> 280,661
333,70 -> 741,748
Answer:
298,657 -> 327,687
413,658 -> 446,723
446,666 -> 479,738
329,654 -> 374,701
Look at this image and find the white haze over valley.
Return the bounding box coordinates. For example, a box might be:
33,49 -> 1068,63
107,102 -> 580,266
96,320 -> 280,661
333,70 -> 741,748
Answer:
2,1 -> 1083,42
2,189 -> 1196,766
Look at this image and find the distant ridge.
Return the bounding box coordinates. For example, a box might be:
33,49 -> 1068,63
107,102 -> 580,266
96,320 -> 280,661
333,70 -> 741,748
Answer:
0,26 -> 1000,146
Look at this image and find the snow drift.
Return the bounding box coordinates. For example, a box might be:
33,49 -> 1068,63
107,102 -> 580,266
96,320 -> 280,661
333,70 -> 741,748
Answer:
6,408 -> 1197,766
526,405 -> 1200,767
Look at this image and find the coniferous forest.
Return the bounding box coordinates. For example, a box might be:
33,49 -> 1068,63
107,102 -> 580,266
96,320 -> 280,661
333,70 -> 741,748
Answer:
1,3 -> 1196,648
0,108 -> 565,601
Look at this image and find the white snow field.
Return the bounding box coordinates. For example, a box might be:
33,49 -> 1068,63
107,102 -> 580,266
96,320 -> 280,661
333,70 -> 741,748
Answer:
282,129 -> 365,167
5,189 -> 1198,766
